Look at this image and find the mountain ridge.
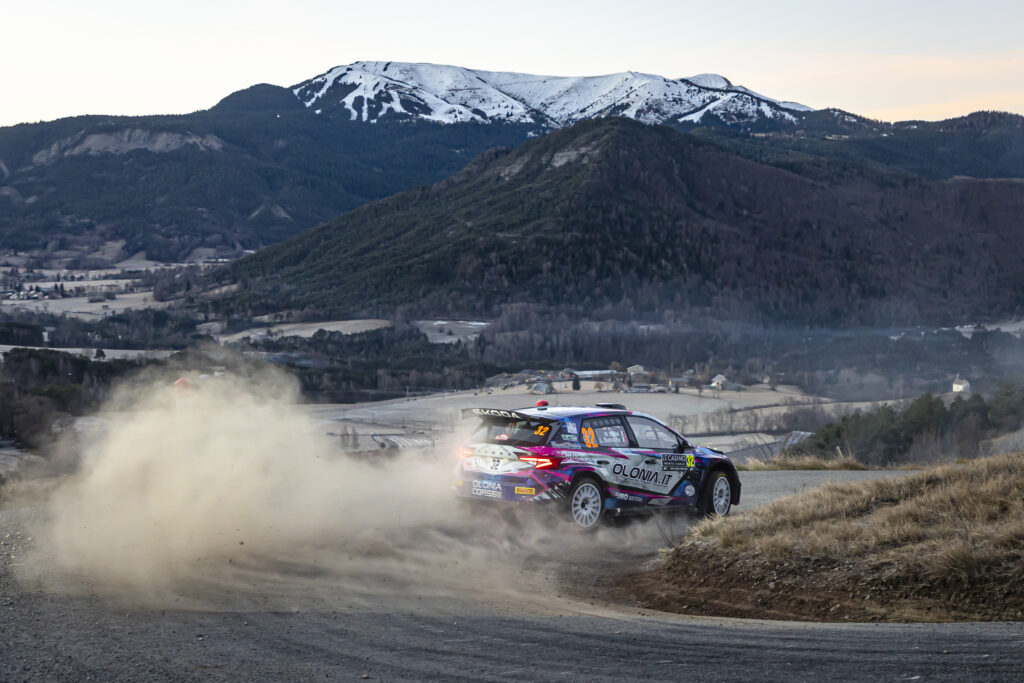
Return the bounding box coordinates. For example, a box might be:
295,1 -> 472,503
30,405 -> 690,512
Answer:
219,118 -> 1024,327
290,61 -> 812,128
2,62 -> 1024,266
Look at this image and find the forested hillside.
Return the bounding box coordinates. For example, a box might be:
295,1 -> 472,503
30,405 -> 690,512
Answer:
3,71 -> 1023,266
0,85 -> 533,262
220,118 -> 1024,327
692,110 -> 1024,181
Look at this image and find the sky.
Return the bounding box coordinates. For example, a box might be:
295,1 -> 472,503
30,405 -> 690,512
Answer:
3,0 -> 1023,127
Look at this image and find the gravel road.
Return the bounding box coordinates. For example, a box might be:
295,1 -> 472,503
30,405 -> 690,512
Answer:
2,470 -> 1021,682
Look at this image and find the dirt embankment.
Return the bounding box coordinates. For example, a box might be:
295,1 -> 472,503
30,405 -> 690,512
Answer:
627,453 -> 1024,622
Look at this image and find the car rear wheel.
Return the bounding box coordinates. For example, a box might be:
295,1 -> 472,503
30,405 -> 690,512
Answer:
697,471 -> 732,518
568,478 -> 606,530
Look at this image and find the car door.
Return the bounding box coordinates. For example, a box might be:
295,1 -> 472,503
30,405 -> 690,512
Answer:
623,415 -> 691,496
578,415 -> 633,468
581,415 -> 675,494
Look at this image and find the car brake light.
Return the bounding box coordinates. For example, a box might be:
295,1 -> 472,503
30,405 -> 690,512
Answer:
459,447 -> 474,458
518,455 -> 562,469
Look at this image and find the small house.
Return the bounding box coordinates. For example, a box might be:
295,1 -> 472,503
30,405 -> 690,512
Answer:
627,364 -> 650,384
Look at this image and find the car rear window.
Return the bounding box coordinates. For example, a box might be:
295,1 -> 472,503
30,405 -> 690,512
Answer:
470,419 -> 557,447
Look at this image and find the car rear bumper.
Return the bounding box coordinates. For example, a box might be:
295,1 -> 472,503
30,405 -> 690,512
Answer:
452,468 -> 569,503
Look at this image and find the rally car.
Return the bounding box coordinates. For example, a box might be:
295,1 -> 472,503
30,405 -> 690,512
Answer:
453,401 -> 740,529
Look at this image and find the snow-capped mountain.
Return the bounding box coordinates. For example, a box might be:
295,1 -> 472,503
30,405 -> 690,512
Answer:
291,61 -> 814,128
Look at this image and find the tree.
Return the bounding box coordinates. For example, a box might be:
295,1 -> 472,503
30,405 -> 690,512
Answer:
989,381 -> 1024,431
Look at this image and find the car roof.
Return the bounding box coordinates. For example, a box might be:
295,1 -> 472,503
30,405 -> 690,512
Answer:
517,405 -> 633,420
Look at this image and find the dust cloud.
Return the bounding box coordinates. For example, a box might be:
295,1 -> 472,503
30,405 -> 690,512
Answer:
16,366 -> 690,611
19,368 -> 461,603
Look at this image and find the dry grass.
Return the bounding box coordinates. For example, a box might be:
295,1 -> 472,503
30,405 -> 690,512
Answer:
737,454 -> 867,471
645,453 -> 1024,622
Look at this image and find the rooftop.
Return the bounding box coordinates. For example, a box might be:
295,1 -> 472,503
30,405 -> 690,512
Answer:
517,404 -> 632,419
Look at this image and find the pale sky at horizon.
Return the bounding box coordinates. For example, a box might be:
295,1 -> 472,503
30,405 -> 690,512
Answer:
3,0 -> 1022,127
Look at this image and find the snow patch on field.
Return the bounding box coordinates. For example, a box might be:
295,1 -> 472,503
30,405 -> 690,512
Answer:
414,320 -> 489,344
0,291 -> 168,320
218,319 -> 391,343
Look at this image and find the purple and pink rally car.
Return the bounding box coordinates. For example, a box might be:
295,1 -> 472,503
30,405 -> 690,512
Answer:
454,401 -> 741,529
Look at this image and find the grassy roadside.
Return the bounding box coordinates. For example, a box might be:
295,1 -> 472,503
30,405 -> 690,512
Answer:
629,453 -> 1024,622
736,454 -> 867,471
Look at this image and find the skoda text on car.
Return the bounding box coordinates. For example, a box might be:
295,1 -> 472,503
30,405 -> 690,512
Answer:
453,402 -> 741,529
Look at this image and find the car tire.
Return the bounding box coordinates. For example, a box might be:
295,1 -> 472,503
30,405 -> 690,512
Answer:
697,470 -> 732,518
568,477 -> 607,530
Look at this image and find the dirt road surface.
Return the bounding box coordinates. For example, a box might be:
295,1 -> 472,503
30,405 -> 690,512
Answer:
2,469 -> 1021,682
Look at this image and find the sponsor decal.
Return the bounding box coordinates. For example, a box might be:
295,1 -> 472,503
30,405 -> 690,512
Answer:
612,490 -> 646,503
514,486 -> 536,495
612,463 -> 672,486
471,480 -> 502,498
558,450 -> 598,463
563,420 -> 579,435
468,407 -> 555,422
684,483 -> 697,497
472,408 -> 517,419
494,434 -> 509,441
662,452 -> 697,471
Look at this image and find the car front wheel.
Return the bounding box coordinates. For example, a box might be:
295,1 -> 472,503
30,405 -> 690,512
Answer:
568,478 -> 606,530
697,471 -> 732,518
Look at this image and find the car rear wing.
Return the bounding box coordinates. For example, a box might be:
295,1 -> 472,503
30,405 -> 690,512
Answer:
460,407 -> 559,424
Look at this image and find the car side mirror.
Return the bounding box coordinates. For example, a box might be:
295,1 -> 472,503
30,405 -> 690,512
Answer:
676,442 -> 689,452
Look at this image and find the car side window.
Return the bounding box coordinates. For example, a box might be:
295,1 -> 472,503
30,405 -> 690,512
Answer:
580,416 -> 630,448
626,416 -> 680,450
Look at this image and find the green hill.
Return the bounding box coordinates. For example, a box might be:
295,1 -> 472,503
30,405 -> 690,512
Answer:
0,88 -> 534,262
691,110 -> 1024,181
3,76 -> 1024,267
219,118 -> 1024,327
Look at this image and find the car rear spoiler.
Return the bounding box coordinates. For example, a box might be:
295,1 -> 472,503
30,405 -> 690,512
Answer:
460,407 -> 559,424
